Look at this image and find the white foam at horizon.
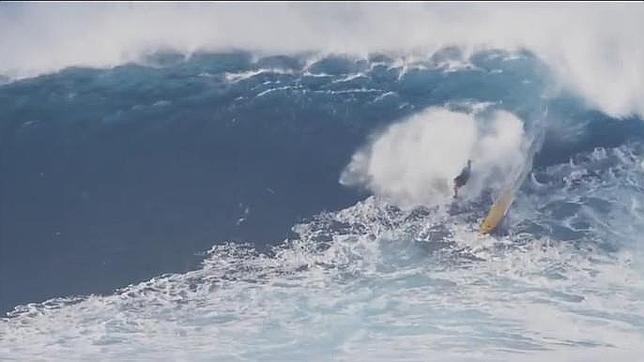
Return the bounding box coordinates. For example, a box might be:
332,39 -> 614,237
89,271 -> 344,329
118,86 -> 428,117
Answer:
1,3 -> 643,118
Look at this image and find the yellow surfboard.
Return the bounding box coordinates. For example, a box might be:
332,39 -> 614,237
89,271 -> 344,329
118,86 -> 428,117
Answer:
478,133 -> 542,235
479,187 -> 515,235
479,112 -> 548,235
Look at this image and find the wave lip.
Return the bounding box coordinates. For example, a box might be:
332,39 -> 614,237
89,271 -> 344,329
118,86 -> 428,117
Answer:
2,3 -> 643,117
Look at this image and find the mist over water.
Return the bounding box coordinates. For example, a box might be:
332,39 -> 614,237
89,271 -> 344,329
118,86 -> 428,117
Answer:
2,3 -> 644,361
340,107 -> 527,208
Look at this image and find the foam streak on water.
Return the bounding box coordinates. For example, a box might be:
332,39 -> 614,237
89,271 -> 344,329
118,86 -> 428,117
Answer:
2,144 -> 644,361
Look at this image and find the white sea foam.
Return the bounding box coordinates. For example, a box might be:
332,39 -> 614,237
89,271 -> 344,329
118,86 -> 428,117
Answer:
340,107 -> 526,208
2,145 -> 644,361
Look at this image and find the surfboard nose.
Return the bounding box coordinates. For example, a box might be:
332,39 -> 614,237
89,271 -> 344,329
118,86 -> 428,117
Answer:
480,219 -> 496,235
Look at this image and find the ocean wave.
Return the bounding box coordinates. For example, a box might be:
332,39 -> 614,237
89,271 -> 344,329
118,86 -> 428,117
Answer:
1,37 -> 644,360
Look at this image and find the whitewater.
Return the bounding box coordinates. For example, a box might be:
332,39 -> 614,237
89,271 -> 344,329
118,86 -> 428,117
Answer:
1,3 -> 644,361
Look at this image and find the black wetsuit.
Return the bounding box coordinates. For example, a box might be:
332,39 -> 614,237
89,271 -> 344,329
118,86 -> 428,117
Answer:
453,161 -> 472,197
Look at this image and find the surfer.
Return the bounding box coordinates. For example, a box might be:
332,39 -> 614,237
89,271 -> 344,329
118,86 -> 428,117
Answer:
453,160 -> 472,198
